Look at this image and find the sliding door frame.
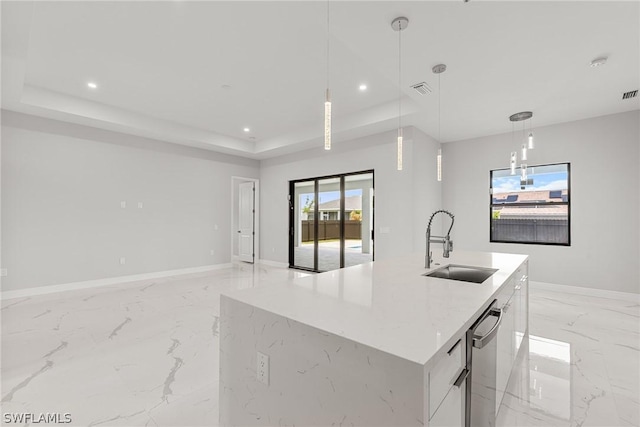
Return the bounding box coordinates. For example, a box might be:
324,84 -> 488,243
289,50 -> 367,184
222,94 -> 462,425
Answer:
288,169 -> 374,272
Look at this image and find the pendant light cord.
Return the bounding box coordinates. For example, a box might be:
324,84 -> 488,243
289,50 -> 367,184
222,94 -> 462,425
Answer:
326,0 -> 330,92
438,72 -> 441,142
398,20 -> 402,134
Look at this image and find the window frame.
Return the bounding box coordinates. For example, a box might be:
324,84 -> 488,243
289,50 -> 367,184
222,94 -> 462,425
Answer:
489,162 -> 571,246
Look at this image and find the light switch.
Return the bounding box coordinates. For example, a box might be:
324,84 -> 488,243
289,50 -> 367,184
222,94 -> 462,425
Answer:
120,201 -> 126,209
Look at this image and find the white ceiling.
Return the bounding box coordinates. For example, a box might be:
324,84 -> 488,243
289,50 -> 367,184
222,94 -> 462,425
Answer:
2,1 -> 639,159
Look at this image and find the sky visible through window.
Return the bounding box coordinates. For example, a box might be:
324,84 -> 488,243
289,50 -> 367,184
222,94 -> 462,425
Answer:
492,166 -> 568,195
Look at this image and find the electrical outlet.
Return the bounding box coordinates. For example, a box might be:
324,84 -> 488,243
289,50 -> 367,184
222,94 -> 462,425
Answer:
210,249 -> 215,256
138,202 -> 143,209
214,224 -> 219,230
257,351 -> 269,385
119,257 -> 126,265
120,201 -> 126,209
0,269 -> 7,277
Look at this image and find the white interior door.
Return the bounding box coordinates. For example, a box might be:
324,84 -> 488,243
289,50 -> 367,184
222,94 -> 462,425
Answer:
238,182 -> 255,263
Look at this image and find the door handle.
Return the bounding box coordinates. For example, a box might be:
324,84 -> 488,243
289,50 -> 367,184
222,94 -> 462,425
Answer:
472,307 -> 503,349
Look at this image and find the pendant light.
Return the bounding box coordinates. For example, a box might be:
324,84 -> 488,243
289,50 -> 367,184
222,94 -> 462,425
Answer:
324,0 -> 331,150
510,152 -> 517,175
509,111 -> 534,185
392,17 -> 408,171
433,64 -> 446,181
520,118 -> 528,160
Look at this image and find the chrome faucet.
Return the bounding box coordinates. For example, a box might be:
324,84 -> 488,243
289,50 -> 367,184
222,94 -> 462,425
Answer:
426,210 -> 455,268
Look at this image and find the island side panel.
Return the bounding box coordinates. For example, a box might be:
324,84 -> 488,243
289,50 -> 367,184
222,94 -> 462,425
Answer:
219,295 -> 425,426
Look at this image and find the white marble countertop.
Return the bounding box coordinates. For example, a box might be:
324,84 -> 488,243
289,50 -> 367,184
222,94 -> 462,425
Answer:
223,250 -> 528,366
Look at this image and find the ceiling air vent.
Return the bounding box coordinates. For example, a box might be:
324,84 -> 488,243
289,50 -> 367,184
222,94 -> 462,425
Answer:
622,90 -> 638,100
410,82 -> 432,95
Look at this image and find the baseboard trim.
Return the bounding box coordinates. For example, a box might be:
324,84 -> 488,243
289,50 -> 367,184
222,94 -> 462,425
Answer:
1,263 -> 232,300
531,281 -> 640,302
257,259 -> 289,269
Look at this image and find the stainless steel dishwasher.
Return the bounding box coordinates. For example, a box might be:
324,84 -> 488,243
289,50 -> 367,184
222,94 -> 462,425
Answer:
465,299 -> 504,427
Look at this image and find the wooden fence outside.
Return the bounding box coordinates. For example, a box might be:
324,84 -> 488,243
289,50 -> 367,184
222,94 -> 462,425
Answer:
301,220 -> 362,241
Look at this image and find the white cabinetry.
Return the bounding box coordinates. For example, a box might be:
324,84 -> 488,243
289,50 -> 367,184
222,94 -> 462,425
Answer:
428,337 -> 467,427
514,260 -> 529,354
430,379 -> 464,427
429,258 -> 530,426
495,260 -> 529,416
495,278 -> 516,415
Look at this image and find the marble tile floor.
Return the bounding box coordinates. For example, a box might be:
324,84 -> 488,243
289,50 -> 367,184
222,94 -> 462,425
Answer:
293,240 -> 373,271
496,287 -> 640,427
1,263 -> 638,427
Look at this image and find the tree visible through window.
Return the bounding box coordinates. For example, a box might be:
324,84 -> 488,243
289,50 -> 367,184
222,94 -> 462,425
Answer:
490,163 -> 570,245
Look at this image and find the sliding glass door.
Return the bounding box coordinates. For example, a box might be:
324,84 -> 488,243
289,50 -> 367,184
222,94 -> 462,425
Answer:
292,180 -> 315,270
344,173 -> 374,268
317,177 -> 342,271
289,171 -> 374,272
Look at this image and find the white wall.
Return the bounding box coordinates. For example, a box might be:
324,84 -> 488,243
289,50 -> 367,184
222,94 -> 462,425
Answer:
442,111 -> 640,294
5,109 -> 635,295
1,111 -> 259,291
259,127 -> 442,264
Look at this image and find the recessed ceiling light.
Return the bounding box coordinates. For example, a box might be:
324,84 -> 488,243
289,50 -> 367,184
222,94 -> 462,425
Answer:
87,82 -> 98,89
590,57 -> 607,67
359,84 -> 367,91
243,127 -> 250,132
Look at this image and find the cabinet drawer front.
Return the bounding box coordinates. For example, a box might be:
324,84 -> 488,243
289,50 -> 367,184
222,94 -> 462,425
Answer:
429,339 -> 464,419
429,383 -> 464,427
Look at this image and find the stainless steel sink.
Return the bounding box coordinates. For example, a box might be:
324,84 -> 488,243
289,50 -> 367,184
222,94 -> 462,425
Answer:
423,264 -> 498,284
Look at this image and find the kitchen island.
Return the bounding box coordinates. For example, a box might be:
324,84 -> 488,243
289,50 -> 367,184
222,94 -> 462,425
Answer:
219,251 -> 529,426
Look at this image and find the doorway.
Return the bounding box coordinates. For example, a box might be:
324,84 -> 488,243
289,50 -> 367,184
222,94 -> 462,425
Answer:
232,177 -> 259,264
289,170 -> 374,272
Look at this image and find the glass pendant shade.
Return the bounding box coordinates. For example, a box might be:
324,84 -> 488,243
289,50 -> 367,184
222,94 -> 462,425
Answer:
397,129 -> 403,171
508,111 -> 535,178
324,90 -> 331,150
323,1 -> 331,151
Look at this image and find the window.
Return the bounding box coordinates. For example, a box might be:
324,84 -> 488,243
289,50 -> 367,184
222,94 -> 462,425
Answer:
490,163 -> 570,245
